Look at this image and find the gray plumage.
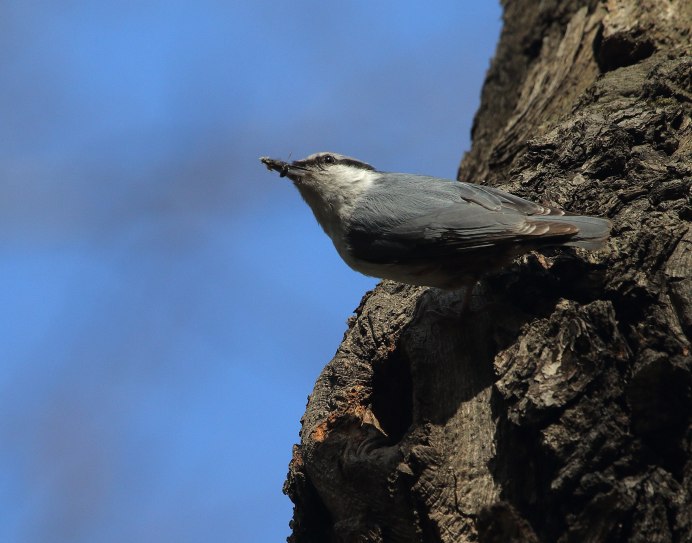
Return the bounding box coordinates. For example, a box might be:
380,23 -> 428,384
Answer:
260,152 -> 611,289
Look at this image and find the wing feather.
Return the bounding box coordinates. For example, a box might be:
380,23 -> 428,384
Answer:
345,175 -> 576,264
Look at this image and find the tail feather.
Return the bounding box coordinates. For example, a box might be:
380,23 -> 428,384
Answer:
534,214 -> 612,250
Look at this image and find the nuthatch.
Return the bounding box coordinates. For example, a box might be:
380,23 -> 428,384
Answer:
260,152 -> 610,289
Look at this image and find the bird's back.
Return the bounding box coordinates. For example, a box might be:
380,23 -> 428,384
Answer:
341,174 -> 610,288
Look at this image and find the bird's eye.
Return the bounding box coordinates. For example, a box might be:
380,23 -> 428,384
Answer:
323,155 -> 335,164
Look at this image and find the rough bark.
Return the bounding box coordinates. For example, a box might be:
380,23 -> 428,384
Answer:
285,1 -> 692,541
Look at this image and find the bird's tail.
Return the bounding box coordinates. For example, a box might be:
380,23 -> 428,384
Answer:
541,214 -> 612,250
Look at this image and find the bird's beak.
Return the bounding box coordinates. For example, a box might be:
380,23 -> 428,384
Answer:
260,157 -> 307,180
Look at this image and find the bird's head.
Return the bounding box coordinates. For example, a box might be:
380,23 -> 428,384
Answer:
260,152 -> 378,209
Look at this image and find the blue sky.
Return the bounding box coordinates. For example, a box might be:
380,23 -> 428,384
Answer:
0,2 -> 502,541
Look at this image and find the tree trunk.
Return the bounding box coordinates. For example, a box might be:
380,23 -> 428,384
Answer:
284,1 -> 692,541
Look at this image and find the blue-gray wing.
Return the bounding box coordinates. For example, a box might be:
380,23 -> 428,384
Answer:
345,174 -> 576,264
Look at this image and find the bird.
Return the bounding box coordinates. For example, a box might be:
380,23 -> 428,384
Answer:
260,152 -> 611,291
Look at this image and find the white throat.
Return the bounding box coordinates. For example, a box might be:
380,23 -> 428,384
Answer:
295,166 -> 377,239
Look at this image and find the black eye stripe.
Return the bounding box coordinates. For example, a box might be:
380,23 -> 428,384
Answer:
292,155 -> 376,171
338,158 -> 375,171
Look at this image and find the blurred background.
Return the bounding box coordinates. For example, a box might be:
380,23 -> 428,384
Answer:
0,1 -> 501,541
